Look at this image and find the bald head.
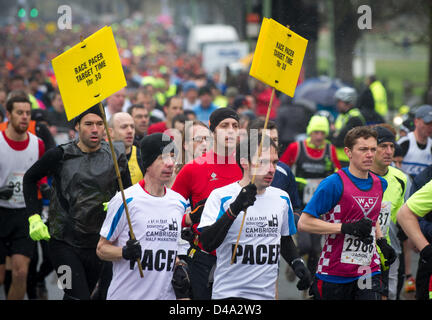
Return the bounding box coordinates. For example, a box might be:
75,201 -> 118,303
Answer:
108,112 -> 135,152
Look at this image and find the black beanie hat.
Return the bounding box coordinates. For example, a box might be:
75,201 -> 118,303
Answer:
209,107 -> 239,132
140,133 -> 177,172
373,126 -> 396,145
73,104 -> 103,126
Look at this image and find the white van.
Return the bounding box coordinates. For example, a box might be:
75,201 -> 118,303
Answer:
187,24 -> 240,54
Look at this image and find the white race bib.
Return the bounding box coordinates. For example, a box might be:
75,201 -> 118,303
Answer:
340,227 -> 375,266
6,172 -> 24,206
303,178 -> 322,204
378,201 -> 391,237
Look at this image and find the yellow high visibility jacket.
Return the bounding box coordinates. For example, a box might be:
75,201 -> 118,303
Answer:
370,80 -> 388,117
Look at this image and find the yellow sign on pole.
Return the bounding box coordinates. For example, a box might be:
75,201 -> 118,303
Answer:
52,26 -> 127,120
249,18 -> 308,97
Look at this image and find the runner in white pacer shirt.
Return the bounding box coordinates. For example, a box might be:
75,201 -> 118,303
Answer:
198,134 -> 311,300
97,133 -> 188,300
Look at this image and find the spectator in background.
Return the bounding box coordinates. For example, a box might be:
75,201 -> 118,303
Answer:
29,70 -> 54,108
30,109 -> 56,151
127,104 -> 150,146
136,89 -> 165,124
46,92 -> 72,145
357,75 -> 388,122
225,87 -> 239,110
148,96 -> 183,136
108,112 -> 145,185
332,87 -> 366,168
184,110 -> 197,121
253,81 -> 280,120
172,113 -> 187,134
0,87 -> 7,112
28,76 -> 46,110
193,86 -> 218,122
397,105 -> 432,179
276,98 -> 314,155
0,107 -> 5,123
182,82 -> 200,111
8,75 -> 26,93
104,88 -> 126,121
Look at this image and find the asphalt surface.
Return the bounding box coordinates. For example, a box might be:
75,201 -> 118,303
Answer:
0,246 -> 419,300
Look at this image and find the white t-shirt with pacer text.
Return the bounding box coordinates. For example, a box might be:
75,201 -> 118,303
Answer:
100,183 -> 187,300
198,182 -> 297,300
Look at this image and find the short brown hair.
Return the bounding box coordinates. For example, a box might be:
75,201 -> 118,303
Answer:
6,90 -> 31,113
344,126 -> 377,149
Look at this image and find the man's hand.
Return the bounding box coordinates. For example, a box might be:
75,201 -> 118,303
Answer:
376,237 -> 396,266
420,244 -> 432,273
172,260 -> 191,299
291,259 -> 312,290
29,214 -> 50,241
122,238 -> 142,270
0,185 -> 14,200
229,183 -> 257,217
341,217 -> 373,242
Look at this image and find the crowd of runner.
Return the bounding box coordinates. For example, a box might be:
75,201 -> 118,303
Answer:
1,19 -> 432,300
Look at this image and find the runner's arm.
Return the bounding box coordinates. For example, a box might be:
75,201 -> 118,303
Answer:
280,235 -> 301,264
199,211 -> 235,252
298,212 -> 342,234
23,146 -> 63,217
397,203 -> 429,251
96,236 -> 123,261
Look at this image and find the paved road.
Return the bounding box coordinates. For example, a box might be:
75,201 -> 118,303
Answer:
0,249 -> 419,300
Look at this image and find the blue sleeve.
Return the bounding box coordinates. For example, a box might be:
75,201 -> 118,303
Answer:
280,196 -> 297,235
303,173 -> 343,218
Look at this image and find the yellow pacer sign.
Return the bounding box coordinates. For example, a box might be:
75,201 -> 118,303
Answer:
249,18 -> 308,97
52,26 -> 127,120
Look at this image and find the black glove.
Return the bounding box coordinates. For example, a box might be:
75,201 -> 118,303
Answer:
181,227 -> 195,243
40,183 -> 51,200
122,238 -> 142,270
189,199 -> 206,225
172,260 -> 191,299
291,259 -> 312,290
229,183 -> 257,217
0,185 -> 14,200
376,237 -> 396,266
420,244 -> 432,273
341,217 -> 373,242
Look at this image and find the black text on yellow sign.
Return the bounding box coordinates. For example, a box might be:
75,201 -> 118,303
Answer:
74,53 -> 107,86
249,18 -> 308,97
